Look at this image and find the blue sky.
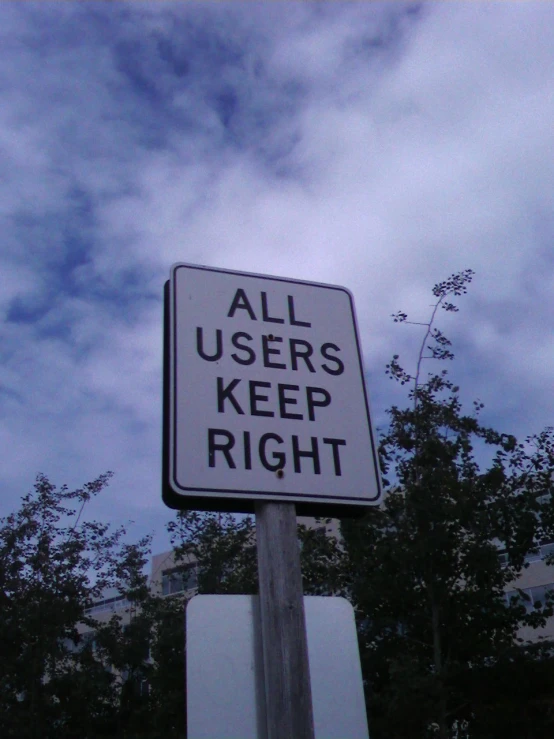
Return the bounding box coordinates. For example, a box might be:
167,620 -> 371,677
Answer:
2,2 -> 554,553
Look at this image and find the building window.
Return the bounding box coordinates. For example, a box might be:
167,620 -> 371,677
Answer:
62,631 -> 96,653
505,582 -> 554,610
499,542 -> 554,568
540,542 -> 554,560
161,564 -> 197,596
525,550 -> 543,564
505,589 -> 532,611
524,542 -> 554,564
530,584 -> 554,608
84,594 -> 129,616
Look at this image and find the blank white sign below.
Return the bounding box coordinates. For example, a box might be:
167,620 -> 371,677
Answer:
187,595 -> 370,739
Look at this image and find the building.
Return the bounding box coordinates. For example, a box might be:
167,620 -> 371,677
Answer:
150,548 -> 199,598
503,542 -> 554,641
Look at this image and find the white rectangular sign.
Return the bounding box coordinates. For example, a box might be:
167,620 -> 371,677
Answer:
186,595 -> 370,739
164,263 -> 382,512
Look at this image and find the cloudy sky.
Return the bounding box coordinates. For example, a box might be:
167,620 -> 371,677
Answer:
2,1 -> 554,553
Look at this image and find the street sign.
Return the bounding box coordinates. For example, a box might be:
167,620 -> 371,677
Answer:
186,595 -> 370,739
163,263 -> 382,514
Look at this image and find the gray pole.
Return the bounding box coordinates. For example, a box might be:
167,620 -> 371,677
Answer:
255,501 -> 315,739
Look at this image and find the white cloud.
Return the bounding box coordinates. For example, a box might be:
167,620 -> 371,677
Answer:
1,3 -> 554,547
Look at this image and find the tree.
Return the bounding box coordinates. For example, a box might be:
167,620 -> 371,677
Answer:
341,270 -> 554,738
0,474 -> 189,739
92,538 -> 187,739
169,511 -> 259,594
0,472 -> 124,738
0,474 -> 344,738
169,510 -> 344,597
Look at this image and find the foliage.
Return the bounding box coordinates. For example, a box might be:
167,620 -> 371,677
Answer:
342,270 -> 554,738
454,641 -> 554,737
0,474 -> 186,739
169,511 -> 258,594
0,473 -> 122,738
169,510 -> 344,596
93,540 -> 186,739
297,518 -> 345,595
0,477 -> 343,738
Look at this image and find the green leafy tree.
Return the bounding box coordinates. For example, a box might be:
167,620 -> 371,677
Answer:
169,510 -> 344,596
169,511 -> 258,594
0,473 -> 124,738
341,270 -> 554,738
453,640 -> 554,738
0,474 -> 187,739
0,476 -> 344,738
93,539 -> 187,739
297,517 -> 345,595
